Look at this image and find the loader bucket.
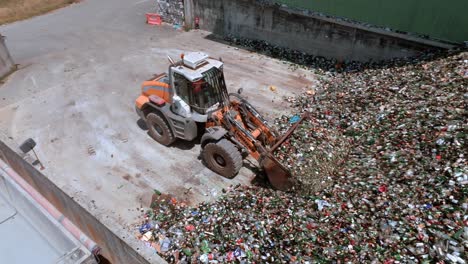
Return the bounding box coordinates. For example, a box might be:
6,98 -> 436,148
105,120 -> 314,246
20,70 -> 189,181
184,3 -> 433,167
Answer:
261,154 -> 293,191
261,113 -> 309,191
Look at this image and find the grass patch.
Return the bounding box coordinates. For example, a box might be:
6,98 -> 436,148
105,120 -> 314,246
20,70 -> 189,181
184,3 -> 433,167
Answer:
0,0 -> 76,25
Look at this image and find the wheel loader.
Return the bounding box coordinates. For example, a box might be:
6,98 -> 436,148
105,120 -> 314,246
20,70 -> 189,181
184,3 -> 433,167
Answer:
135,52 -> 306,190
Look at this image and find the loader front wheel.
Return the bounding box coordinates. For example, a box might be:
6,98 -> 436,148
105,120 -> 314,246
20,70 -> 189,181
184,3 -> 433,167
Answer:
202,139 -> 242,178
146,113 -> 175,146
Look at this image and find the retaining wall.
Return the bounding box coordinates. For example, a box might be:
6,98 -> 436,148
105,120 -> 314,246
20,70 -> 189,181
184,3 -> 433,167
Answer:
190,0 -> 451,62
275,0 -> 468,43
0,35 -> 14,78
0,139 -> 151,264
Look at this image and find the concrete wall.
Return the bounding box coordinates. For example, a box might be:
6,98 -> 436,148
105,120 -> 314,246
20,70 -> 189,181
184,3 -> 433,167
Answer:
275,0 -> 468,43
191,0 -> 450,62
0,35 -> 14,78
0,140 -> 150,264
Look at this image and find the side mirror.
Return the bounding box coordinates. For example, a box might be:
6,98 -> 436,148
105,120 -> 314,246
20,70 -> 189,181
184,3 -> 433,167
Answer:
219,57 -> 223,62
237,88 -> 243,95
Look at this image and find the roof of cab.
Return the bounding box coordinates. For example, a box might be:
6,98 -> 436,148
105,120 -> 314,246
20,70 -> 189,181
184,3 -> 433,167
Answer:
171,56 -> 223,82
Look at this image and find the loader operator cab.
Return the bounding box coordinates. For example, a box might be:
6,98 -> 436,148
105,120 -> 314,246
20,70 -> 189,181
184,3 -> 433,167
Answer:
170,52 -> 226,122
173,68 -> 225,114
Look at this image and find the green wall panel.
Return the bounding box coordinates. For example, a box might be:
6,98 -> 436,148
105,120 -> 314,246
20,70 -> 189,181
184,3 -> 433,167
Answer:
275,0 -> 468,42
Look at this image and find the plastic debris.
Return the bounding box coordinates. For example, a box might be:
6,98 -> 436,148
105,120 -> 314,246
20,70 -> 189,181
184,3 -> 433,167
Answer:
139,222 -> 152,234
185,224 -> 195,232
141,231 -> 153,242
289,115 -> 301,124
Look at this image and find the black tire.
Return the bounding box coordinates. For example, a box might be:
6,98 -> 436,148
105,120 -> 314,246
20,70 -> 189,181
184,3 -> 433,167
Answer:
202,139 -> 242,178
146,112 -> 175,146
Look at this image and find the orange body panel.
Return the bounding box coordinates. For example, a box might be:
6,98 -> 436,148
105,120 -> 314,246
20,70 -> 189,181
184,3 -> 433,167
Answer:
135,95 -> 149,109
141,81 -> 172,103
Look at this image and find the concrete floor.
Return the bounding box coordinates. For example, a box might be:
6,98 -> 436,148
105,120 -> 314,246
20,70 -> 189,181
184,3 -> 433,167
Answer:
0,0 -> 316,261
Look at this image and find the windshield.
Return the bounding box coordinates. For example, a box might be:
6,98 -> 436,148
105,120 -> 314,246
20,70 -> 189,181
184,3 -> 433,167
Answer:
174,67 -> 226,114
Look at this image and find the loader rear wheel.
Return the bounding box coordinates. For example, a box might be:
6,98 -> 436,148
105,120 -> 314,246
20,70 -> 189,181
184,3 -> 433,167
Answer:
146,113 -> 175,146
202,139 -> 242,178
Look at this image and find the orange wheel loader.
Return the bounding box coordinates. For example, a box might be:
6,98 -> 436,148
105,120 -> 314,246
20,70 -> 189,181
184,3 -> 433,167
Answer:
135,52 -> 306,190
